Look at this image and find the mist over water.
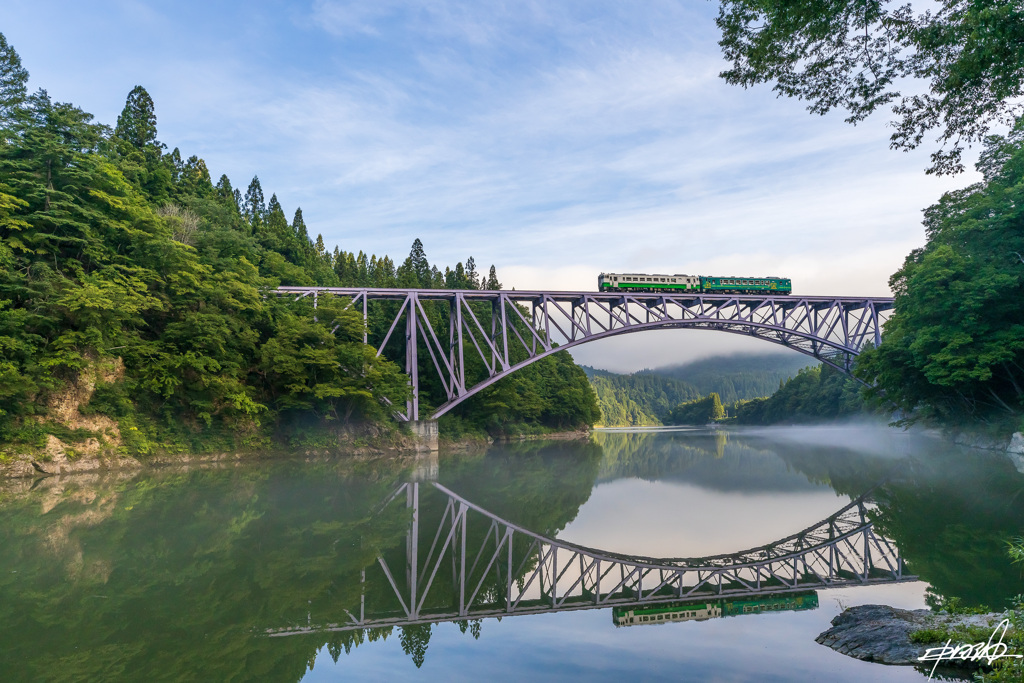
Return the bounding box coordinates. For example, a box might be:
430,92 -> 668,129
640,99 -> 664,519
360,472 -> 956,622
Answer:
1,426 -> 1020,682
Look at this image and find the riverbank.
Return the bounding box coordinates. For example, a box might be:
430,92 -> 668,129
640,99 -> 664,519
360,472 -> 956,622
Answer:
0,421 -> 412,479
0,423 -> 594,479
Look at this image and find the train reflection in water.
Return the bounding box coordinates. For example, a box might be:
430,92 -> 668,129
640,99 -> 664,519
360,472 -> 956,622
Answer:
612,591 -> 819,627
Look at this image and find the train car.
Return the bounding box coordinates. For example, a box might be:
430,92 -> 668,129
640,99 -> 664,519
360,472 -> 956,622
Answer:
700,275 -> 791,295
612,601 -> 722,627
611,591 -> 818,627
720,592 -> 818,617
598,273 -> 701,293
598,273 -> 791,295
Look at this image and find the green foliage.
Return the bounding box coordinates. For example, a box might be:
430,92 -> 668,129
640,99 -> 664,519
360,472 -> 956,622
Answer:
332,237 -> 600,436
717,0 -> 1024,174
909,623 -> 994,644
856,124 -> 1024,430
981,598 -> 1024,682
0,34 -> 600,453
640,353 -> 812,404
0,33 -> 28,127
665,392 -> 726,425
583,366 -> 699,426
399,625 -> 431,668
114,85 -> 159,150
926,592 -> 992,616
584,355 -> 811,427
734,364 -> 872,425
1009,536 -> 1024,568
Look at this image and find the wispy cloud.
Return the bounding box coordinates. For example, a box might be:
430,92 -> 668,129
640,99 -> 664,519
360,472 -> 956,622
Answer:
2,0 -> 980,369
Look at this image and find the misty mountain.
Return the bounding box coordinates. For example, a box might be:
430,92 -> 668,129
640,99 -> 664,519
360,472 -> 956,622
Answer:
584,353 -> 814,426
639,353 -> 813,404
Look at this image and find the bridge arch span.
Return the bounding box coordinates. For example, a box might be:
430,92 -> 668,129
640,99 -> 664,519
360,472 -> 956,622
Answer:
273,287 -> 894,421
431,319 -> 866,418
268,481 -> 911,636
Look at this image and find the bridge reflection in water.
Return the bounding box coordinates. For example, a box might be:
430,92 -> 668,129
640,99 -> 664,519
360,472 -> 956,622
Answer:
268,482 -> 913,637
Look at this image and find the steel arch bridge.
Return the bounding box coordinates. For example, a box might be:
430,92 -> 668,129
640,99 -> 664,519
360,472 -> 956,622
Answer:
273,287 -> 894,421
267,481 -> 911,637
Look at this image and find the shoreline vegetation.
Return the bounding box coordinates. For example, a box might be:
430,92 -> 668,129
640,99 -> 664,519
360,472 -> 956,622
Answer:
0,418 -> 593,480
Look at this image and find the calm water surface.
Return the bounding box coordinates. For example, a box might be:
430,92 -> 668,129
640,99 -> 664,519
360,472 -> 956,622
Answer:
2,426 -> 1022,682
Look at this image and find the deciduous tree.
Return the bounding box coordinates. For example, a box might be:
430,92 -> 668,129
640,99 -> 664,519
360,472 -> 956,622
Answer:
717,0 -> 1024,174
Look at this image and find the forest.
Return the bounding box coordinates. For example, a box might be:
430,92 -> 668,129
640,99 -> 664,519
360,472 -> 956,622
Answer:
583,366 -> 699,426
585,354 -> 812,426
855,123 -> 1024,435
639,353 -> 811,404
731,365 -> 871,425
0,33 -> 599,459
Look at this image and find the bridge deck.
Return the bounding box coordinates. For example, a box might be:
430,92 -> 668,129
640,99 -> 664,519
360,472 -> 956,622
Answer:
273,286 -> 895,420
273,285 -> 894,308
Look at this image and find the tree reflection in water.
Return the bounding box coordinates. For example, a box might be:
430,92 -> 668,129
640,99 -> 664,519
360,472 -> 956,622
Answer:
0,430 -> 1019,679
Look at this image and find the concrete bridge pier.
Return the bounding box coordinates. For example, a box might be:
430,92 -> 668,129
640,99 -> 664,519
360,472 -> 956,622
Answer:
408,419 -> 438,454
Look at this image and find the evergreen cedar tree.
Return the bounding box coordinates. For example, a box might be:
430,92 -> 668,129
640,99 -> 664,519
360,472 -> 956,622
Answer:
0,33 -> 598,450
717,0 -> 1024,174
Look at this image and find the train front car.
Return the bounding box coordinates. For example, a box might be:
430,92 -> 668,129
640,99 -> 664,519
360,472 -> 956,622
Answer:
700,275 -> 791,295
598,273 -> 701,293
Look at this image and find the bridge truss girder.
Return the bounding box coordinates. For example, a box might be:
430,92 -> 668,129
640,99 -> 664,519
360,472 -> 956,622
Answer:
267,482 -> 911,637
274,288 -> 894,421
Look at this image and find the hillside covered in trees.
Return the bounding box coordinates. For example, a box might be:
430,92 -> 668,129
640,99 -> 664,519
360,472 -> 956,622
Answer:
583,366 -> 700,426
584,354 -> 811,426
733,365 -> 873,425
0,33 -> 598,459
641,353 -> 812,404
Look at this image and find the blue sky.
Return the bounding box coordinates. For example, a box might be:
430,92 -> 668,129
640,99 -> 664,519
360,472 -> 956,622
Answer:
2,0 -> 976,370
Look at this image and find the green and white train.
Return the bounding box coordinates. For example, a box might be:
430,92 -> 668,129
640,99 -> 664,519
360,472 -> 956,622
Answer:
612,591 -> 818,627
598,272 -> 792,295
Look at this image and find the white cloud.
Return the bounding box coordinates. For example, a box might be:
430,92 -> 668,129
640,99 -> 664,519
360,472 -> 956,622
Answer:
5,0 -> 981,370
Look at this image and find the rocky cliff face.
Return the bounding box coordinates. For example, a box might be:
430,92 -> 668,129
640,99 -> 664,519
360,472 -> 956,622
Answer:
0,356 -> 139,478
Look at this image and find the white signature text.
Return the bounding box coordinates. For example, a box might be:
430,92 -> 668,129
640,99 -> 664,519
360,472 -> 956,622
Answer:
917,618 -> 1022,679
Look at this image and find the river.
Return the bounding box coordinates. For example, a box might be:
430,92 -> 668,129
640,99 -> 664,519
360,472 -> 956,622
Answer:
2,426 -> 1022,681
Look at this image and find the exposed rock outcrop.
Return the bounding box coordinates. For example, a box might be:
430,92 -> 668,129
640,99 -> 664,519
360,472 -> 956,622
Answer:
1007,433 -> 1024,474
816,605 -> 933,664
816,604 -> 1013,667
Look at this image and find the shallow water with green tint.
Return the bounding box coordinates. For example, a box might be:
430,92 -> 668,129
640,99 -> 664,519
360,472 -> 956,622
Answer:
1,427 -> 1021,681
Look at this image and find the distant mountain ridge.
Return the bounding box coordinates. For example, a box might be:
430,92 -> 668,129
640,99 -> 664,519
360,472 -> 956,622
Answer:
583,353 -> 813,427
582,366 -> 700,426
640,353 -> 813,404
